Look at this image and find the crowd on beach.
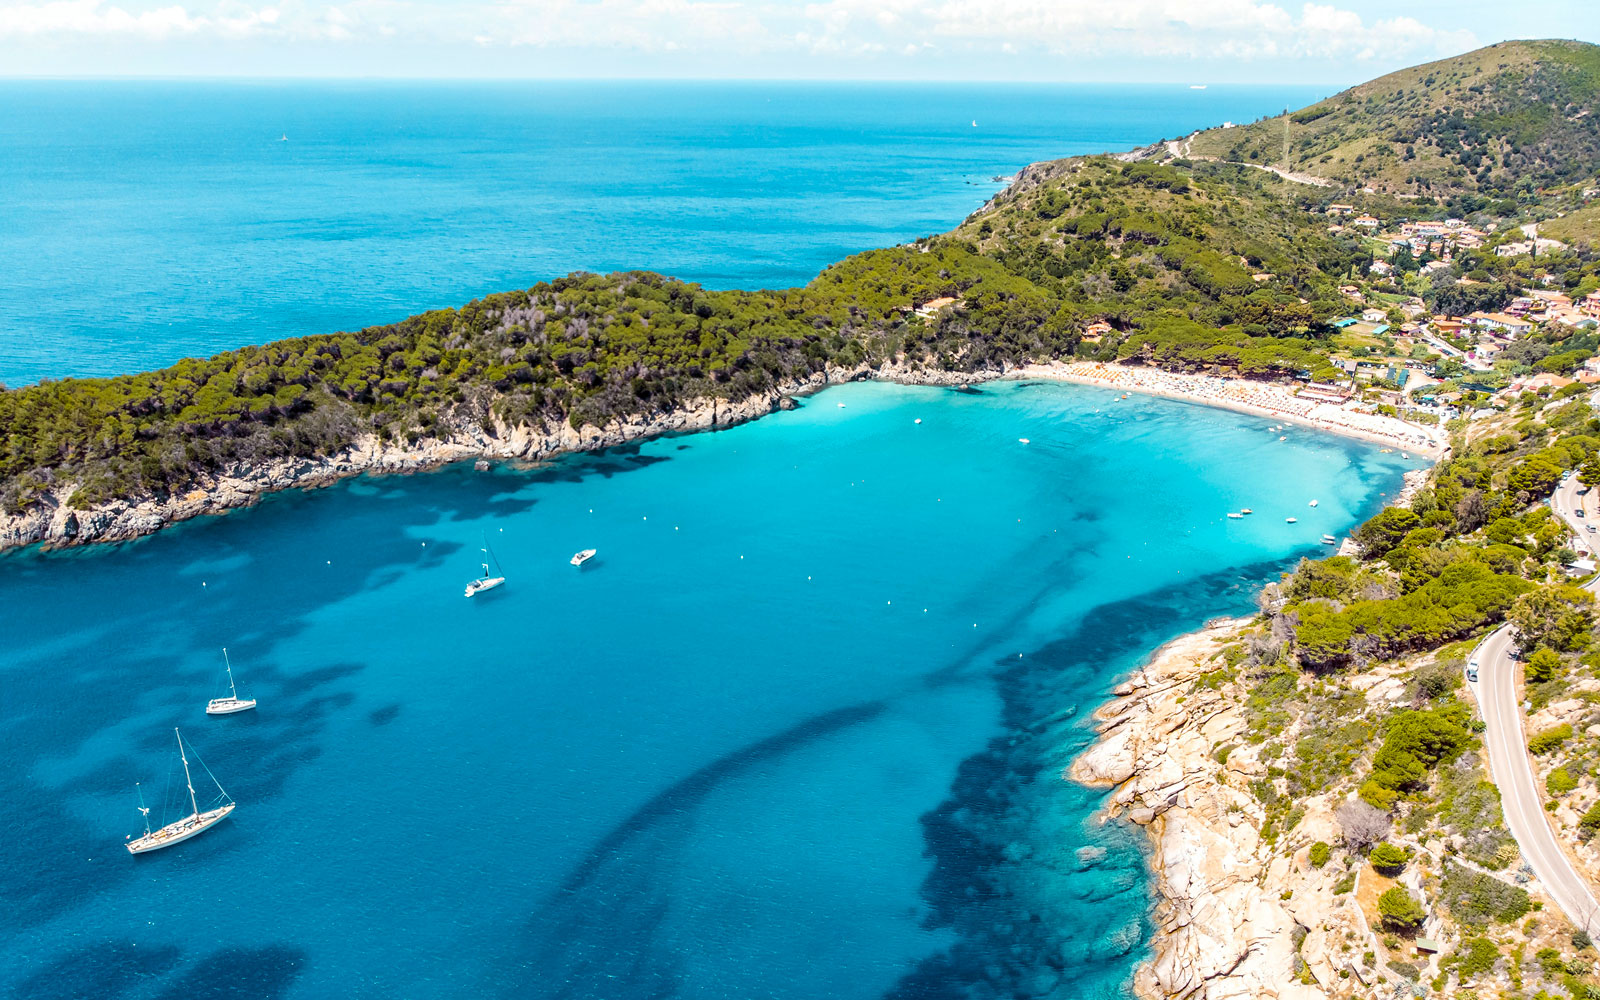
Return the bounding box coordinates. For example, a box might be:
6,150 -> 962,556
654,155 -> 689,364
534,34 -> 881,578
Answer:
1021,362 -> 1448,458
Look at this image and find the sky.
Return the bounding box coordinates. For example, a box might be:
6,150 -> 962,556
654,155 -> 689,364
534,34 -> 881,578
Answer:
0,0 -> 1594,82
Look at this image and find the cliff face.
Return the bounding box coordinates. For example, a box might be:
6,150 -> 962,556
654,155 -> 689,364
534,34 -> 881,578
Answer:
1072,620 -> 1370,1000
0,361 -> 998,555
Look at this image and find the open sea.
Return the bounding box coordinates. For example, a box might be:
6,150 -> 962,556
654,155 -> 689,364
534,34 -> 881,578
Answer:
0,82 -> 1385,1000
0,81 -> 1328,386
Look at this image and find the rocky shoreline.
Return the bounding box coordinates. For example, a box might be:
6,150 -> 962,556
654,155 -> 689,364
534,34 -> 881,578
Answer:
0,360 -> 1000,555
1070,619 -> 1345,1000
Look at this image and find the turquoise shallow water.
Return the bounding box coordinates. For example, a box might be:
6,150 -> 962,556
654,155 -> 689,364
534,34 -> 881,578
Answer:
0,380 -> 1411,999
0,81 -> 1329,386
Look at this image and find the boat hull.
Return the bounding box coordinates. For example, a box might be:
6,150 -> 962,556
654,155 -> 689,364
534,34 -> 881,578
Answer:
465,577 -> 505,597
570,550 -> 596,567
206,698 -> 257,715
127,803 -> 234,854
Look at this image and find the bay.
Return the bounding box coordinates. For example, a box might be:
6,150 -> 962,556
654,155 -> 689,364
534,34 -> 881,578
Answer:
0,379 -> 1409,999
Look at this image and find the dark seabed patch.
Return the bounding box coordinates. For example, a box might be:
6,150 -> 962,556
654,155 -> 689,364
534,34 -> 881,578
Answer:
885,558 -> 1290,1000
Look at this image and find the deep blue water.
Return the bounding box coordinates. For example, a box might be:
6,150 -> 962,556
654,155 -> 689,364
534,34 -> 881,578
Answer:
0,380 -> 1412,999
0,81 -> 1329,386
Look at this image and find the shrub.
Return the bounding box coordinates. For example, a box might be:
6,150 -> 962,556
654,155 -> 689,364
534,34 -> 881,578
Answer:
1309,841 -> 1332,868
1385,959 -> 1420,981
1378,886 -> 1427,930
1578,802 -> 1600,839
1548,766 -> 1579,795
1440,865 -> 1532,925
1369,842 -> 1410,876
1530,723 -> 1575,755
1451,936 -> 1500,979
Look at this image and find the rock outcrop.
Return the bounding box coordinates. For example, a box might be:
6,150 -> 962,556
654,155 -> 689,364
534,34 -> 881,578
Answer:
1071,620 -> 1359,1000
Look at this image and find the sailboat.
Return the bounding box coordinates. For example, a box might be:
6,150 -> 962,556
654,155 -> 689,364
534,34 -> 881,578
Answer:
465,536 -> 506,597
126,729 -> 235,854
206,647 -> 257,715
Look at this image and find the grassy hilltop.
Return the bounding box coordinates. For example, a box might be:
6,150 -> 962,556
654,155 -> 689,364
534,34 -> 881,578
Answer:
1186,39 -> 1600,199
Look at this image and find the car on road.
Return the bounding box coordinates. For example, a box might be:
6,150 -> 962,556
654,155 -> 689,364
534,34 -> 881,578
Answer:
1590,525 -> 1597,534
1467,660 -> 1480,683
1580,509 -> 1587,518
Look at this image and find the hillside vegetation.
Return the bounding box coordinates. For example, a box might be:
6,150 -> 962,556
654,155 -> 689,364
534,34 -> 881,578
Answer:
0,160 -> 1361,514
1185,40 -> 1600,200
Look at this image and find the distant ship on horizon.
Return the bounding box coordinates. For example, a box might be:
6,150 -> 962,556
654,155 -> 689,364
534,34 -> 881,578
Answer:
1189,85 -> 1207,90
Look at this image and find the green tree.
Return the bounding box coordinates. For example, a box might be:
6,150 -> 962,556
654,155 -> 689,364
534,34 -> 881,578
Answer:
1511,585 -> 1595,652
1579,458 -> 1600,489
1369,842 -> 1410,875
1507,455 -> 1565,497
1378,886 -> 1427,930
1525,647 -> 1563,684
1309,842 -> 1332,867
1354,508 -> 1422,559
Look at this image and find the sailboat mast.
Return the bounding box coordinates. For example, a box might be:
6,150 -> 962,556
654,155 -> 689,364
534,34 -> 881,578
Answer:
223,647 -> 237,700
175,728 -> 201,820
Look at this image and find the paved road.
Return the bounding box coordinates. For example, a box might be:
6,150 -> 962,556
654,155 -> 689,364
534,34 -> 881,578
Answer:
1470,474 -> 1600,934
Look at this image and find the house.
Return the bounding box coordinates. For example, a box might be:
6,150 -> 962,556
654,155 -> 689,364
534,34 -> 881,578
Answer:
1522,373 -> 1575,392
913,296 -> 958,319
1466,311 -> 1533,336
1351,215 -> 1380,228
1432,316 -> 1467,337
1325,204 -> 1355,216
1369,261 -> 1392,277
1081,322 -> 1112,344
1585,291 -> 1600,319
1338,284 -> 1363,300
1361,308 -> 1386,323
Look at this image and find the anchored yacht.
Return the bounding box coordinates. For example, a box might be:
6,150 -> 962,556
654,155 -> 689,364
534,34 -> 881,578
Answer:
126,729 -> 235,854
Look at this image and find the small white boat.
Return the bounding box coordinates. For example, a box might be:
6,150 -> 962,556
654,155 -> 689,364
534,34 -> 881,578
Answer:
206,648 -> 257,715
1240,508 -> 1253,515
126,729 -> 234,854
1018,438 -> 1030,444
837,402 -> 846,408
1401,452 -> 1410,459
279,134 -> 288,141
1285,517 -> 1298,523
465,536 -> 506,597
1321,534 -> 1338,545
1308,499 -> 1319,507
914,419 -> 922,424
1227,513 -> 1244,519
570,548 -> 597,568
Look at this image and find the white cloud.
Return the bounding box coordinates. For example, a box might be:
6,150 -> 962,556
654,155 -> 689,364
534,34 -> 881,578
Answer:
0,0 -> 1479,70
798,0 -> 1477,64
0,1 -> 208,38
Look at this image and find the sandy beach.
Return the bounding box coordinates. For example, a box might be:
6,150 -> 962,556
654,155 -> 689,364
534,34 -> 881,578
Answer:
1013,361 -> 1449,460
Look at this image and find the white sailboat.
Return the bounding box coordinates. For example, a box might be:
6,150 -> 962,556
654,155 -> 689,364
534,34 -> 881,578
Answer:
126,728 -> 235,854
206,647 -> 257,715
465,537 -> 506,597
